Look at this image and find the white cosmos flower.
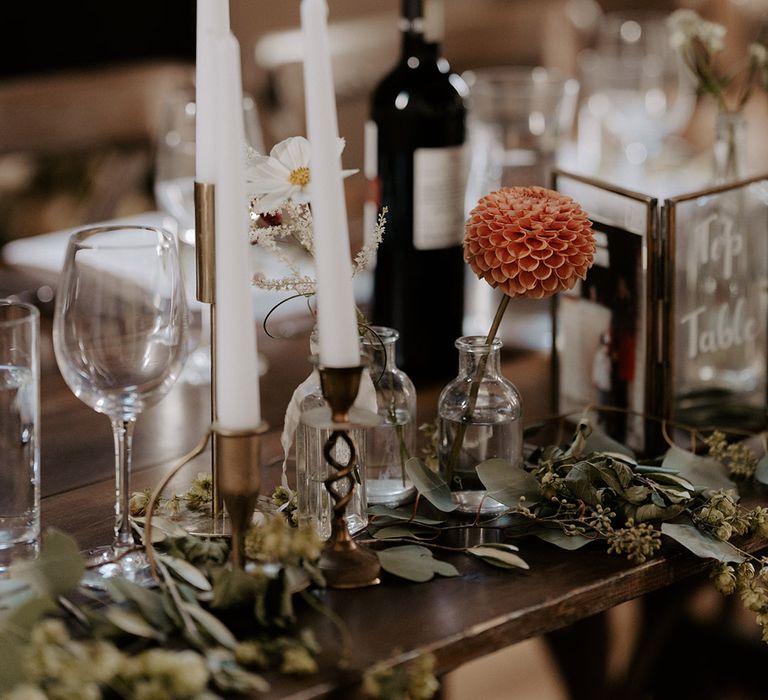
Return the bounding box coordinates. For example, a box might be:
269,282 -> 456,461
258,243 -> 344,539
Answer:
246,135 -> 357,213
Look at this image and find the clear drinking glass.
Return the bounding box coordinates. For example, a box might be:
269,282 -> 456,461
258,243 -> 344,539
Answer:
53,226 -> 188,586
0,301 -> 40,575
361,327 -> 416,506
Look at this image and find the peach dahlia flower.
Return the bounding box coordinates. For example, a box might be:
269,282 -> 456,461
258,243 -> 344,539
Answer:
464,186 -> 595,299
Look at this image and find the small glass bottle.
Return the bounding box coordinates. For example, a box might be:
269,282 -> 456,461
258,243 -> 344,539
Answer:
361,326 -> 417,506
295,333 -> 367,540
438,336 -> 522,514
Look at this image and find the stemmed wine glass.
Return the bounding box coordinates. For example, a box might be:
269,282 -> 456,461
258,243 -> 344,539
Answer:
53,226 -> 188,586
153,87 -> 266,385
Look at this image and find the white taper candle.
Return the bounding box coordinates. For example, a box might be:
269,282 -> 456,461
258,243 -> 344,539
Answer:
300,0 -> 360,368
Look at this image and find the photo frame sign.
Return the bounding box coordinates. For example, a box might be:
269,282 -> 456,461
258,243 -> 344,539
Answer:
552,169 -> 768,454
552,171 -> 658,453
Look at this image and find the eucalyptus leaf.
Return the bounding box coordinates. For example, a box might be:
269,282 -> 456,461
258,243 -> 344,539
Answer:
534,529 -> 593,550
622,485 -> 652,504
583,426 -> 636,460
404,458 -> 457,512
661,444 -> 736,493
562,420 -> 590,458
157,554 -> 212,591
661,522 -> 745,563
646,472 -> 695,492
376,545 -> 460,582
181,601 -> 238,648
0,597 -> 56,641
0,598 -> 53,690
563,463 -> 599,506
467,545 -> 529,570
0,580 -> 33,611
367,505 -> 444,526
475,458 -> 542,507
105,607 -> 163,640
634,503 -> 686,523
132,516 -> 189,538
756,454 -> 768,486
372,525 -> 433,540
10,529 -> 84,597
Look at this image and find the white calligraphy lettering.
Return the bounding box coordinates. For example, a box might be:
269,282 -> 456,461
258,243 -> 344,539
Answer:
680,297 -> 757,360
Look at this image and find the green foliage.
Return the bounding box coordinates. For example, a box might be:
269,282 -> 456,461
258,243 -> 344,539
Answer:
404,458 -> 456,512
376,546 -> 460,583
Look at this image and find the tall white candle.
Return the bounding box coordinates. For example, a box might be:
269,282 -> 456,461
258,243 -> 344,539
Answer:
300,0 -> 359,368
212,32 -> 262,429
195,0 -> 230,183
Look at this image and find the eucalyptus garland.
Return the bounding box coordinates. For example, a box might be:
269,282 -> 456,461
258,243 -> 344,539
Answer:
3,418 -> 768,699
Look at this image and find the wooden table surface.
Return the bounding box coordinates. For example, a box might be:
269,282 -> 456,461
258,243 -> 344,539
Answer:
4,263 -> 762,698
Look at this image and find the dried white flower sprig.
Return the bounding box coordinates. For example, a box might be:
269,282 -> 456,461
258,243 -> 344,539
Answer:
667,9 -> 768,112
246,135 -> 386,298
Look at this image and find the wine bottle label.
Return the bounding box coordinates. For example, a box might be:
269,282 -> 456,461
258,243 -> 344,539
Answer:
413,144 -> 467,250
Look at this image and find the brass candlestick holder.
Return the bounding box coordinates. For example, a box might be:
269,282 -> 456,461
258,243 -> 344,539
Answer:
216,425 -> 265,569
308,364 -> 381,588
194,180 -> 224,520
144,424 -> 264,574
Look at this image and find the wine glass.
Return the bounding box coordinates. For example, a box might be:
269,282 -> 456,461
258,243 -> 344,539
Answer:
53,225 -> 188,586
580,11 -> 695,173
153,87 -> 266,384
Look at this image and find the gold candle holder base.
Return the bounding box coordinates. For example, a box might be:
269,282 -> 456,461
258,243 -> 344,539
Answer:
216,424 -> 267,570
317,364 -> 381,589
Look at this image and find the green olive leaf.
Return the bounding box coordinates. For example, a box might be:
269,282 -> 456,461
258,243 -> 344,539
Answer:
404,458 -> 457,512
376,545 -> 460,582
105,577 -> 172,631
105,607 -> 164,640
181,601 -> 238,649
475,458 -> 542,507
157,554 -> 212,591
661,522 -> 744,563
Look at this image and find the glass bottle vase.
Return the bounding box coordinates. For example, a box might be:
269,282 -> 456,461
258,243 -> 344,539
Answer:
361,326 -> 417,506
295,335 -> 367,540
437,336 -> 522,514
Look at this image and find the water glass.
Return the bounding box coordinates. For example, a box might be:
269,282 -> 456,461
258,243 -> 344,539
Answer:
0,301 -> 40,575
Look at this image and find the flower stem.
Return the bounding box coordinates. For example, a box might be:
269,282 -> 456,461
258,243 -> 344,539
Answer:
444,294 -> 511,486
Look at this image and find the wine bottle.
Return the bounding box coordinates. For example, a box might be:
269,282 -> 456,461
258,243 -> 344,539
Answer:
369,0 -> 467,383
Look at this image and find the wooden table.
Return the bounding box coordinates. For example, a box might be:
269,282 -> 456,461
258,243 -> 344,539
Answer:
5,263 -> 765,699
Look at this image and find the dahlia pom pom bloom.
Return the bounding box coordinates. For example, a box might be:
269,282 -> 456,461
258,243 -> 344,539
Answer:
464,186 -> 595,299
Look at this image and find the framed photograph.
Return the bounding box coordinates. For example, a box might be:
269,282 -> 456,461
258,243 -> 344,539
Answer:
551,170 -> 659,453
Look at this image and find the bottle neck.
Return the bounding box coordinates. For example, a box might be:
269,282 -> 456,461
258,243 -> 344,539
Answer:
456,337 -> 502,379
400,0 -> 441,60
363,327 -> 399,372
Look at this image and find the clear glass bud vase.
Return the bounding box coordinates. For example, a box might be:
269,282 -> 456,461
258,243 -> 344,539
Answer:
361,326 -> 416,506
295,332 -> 367,540
438,336 -> 522,514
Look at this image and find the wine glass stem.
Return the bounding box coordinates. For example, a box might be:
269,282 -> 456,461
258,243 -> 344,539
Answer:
111,418 -> 136,550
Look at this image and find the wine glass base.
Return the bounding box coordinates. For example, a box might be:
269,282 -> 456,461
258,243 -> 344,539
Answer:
81,546 -> 155,590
